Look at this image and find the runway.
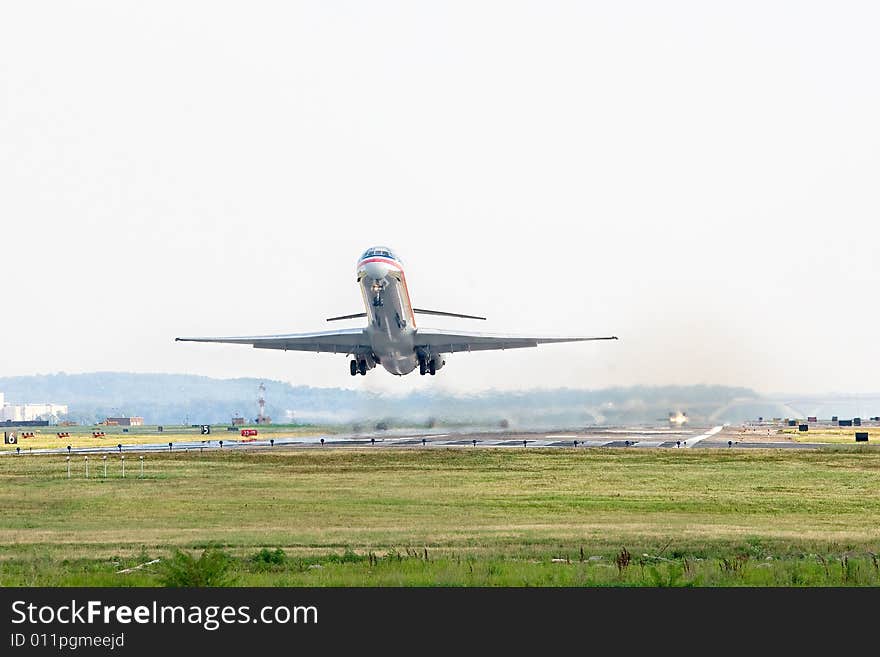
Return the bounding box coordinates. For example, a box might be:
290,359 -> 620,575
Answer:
1,424 -> 828,456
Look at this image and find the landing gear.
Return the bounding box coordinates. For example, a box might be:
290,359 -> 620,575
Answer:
370,281 -> 385,307
351,358 -> 371,376
419,354 -> 440,376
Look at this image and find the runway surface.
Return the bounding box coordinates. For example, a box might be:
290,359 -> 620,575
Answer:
1,425 -> 829,456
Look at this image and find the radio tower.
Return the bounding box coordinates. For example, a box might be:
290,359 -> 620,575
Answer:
256,382 -> 269,424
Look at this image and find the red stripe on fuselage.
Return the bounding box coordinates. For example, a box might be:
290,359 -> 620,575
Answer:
358,256 -> 403,270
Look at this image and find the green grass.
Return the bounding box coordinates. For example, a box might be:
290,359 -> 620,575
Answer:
786,427 -> 878,444
2,447 -> 880,586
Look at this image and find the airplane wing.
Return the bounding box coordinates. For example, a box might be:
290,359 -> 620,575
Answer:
413,328 -> 618,353
175,328 -> 370,354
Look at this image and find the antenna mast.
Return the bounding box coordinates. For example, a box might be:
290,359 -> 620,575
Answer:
256,382 -> 270,424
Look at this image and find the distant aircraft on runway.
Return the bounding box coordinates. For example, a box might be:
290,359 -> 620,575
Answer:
667,411 -> 689,425
176,246 -> 617,377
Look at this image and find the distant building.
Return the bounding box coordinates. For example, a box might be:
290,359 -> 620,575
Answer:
231,417 -> 245,426
104,416 -> 144,426
0,392 -> 68,423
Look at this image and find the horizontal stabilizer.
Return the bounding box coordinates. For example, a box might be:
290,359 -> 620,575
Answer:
413,308 -> 486,320
327,309 -> 486,321
326,312 -> 367,322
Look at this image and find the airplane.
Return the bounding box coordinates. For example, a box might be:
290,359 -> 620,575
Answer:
176,246 -> 618,376
666,411 -> 689,426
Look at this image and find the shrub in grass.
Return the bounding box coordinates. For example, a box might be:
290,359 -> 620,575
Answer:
326,548 -> 366,564
646,564 -> 685,587
158,549 -> 234,587
615,547 -> 631,575
251,548 -> 286,568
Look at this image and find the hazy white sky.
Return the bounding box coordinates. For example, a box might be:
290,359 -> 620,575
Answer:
1,1 -> 878,395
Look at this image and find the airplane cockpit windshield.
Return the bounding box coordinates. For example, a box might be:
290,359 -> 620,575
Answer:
361,246 -> 399,262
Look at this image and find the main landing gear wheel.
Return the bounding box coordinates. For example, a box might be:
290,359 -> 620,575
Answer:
350,360 -> 358,376
428,360 -> 436,376
358,360 -> 367,376
419,359 -> 427,376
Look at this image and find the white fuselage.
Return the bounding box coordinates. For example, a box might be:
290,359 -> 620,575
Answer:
357,254 -> 420,375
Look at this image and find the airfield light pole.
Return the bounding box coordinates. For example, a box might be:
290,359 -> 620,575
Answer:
66,456 -> 70,479
121,455 -> 125,478
102,455 -> 107,477
85,456 -> 89,478
140,455 -> 144,478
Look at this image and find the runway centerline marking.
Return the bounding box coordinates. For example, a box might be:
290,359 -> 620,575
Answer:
683,425 -> 724,448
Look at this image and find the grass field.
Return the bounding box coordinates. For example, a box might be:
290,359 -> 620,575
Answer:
786,427 -> 878,444
2,447 -> 880,586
